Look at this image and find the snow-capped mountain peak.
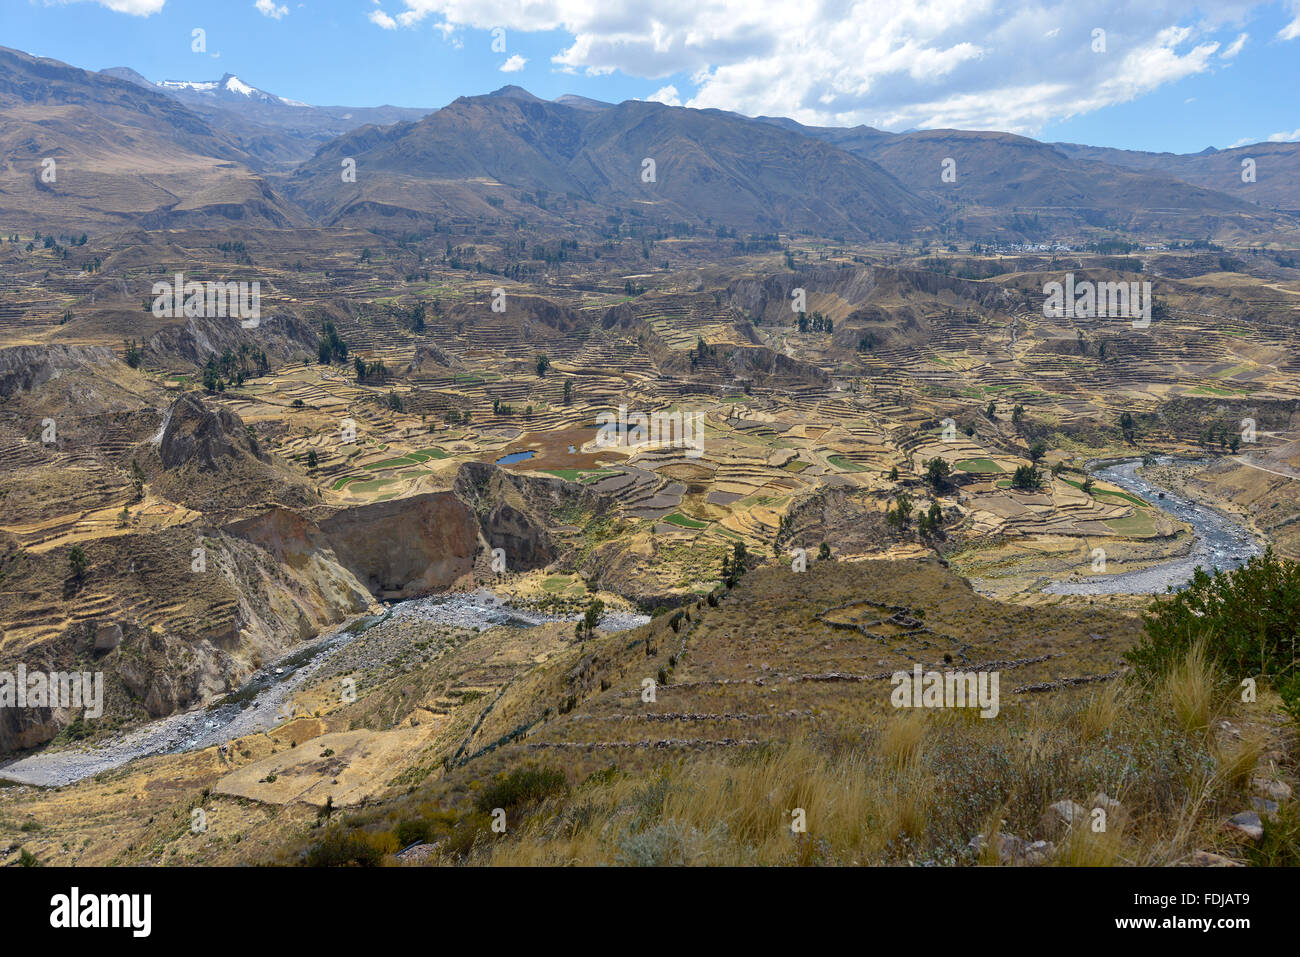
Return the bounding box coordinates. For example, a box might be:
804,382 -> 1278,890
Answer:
151,73 -> 291,106
222,74 -> 257,97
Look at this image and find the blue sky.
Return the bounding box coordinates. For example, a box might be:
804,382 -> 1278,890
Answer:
6,0 -> 1300,153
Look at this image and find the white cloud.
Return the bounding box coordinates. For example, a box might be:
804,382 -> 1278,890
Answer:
254,0 -> 289,18
1266,128 -> 1300,141
1280,1 -> 1300,39
62,0 -> 167,13
499,53 -> 528,72
646,84 -> 681,106
1221,32 -> 1247,57
369,8 -> 398,29
363,1 -> 1277,133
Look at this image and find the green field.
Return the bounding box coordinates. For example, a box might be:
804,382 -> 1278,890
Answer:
664,513 -> 709,529
542,468 -> 619,483
1061,477 -> 1148,507
827,454 -> 868,472
1105,512 -> 1158,536
956,457 -> 1002,473
362,448 -> 448,470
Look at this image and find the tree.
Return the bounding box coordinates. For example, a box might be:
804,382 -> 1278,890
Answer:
69,544 -> 87,579
1010,464 -> 1042,490
722,541 -> 750,587
306,449 -> 319,470
130,459 -> 145,501
818,542 -> 831,561
1028,440 -> 1048,462
924,457 -> 951,490
563,379 -> 573,406
927,502 -> 944,538
535,354 -> 550,377
886,493 -> 915,532
582,598 -> 605,636
986,401 -> 996,419
888,466 -> 899,482
1011,404 -> 1025,427
1119,411 -> 1136,443
319,321 -> 348,364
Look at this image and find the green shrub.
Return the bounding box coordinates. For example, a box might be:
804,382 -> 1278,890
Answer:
304,828 -> 398,866
395,818 -> 433,847
474,766 -> 567,813
1126,548 -> 1300,719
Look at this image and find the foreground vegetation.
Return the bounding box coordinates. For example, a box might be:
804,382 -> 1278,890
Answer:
297,555 -> 1300,867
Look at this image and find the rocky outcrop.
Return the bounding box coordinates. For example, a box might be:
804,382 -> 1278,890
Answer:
0,704 -> 66,752
158,392 -> 265,470
145,392 -> 316,515
775,486 -> 895,556
404,341 -> 462,373
454,462 -> 604,572
0,344 -> 119,399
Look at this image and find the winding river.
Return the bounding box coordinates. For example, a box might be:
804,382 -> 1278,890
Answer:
1042,456 -> 1264,596
0,591 -> 648,788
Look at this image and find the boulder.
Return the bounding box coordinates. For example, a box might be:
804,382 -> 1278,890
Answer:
1251,777 -> 1292,803
969,832 -> 1054,866
1184,851 -> 1244,867
1250,796 -> 1279,819
395,842 -> 440,864
1088,792 -> 1128,832
1036,800 -> 1087,840
1222,811 -> 1264,844
93,621 -> 123,653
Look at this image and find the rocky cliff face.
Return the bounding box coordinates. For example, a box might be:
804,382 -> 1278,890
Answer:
0,525 -> 377,753
145,392 -> 316,515
453,462 -> 603,572
0,462 -> 574,753
158,391 -> 264,470
316,492 -> 479,599
0,344 -> 120,399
